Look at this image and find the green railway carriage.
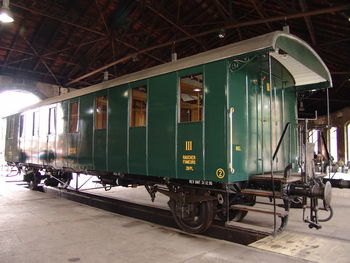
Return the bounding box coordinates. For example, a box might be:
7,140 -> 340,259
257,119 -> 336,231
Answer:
3,31 -> 333,233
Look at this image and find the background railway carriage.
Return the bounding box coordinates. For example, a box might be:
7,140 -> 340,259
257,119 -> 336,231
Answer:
3,31 -> 333,233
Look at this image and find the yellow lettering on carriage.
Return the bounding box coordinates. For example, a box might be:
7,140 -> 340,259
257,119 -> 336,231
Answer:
182,155 -> 196,165
68,148 -> 77,155
185,141 -> 192,151
185,166 -> 194,171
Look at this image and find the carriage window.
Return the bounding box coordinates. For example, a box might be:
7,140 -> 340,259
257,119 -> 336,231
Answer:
32,111 -> 39,136
346,123 -> 350,163
19,115 -> 24,137
48,107 -> 56,134
308,129 -> 319,154
95,95 -> 107,130
130,86 -> 147,127
179,73 -> 203,123
69,101 -> 79,133
328,127 -> 338,162
7,117 -> 14,139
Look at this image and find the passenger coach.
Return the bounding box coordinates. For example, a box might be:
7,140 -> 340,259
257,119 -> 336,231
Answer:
3,31 -> 333,233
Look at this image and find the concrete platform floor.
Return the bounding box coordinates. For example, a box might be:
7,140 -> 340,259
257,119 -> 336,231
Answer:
1,173 -> 350,263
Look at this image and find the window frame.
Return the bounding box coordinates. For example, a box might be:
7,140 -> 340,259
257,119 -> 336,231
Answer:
178,72 -> 204,123
130,85 -> 148,128
32,111 -> 39,137
308,129 -> 319,154
69,100 -> 80,133
95,95 -> 108,130
345,122 -> 350,163
328,127 -> 338,162
7,116 -> 15,139
48,107 -> 57,135
19,115 -> 25,138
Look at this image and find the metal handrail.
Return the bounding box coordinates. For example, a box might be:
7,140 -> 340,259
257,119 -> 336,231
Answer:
273,122 -> 292,161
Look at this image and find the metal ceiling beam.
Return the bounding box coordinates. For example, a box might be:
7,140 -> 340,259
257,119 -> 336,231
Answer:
65,4 -> 350,86
318,37 -> 350,47
0,64 -> 66,80
10,3 -> 107,37
212,0 -> 243,40
331,72 -> 350,75
299,0 -> 316,45
1,38 -> 106,66
212,0 -> 230,21
10,2 -> 163,64
21,36 -> 62,86
145,4 -> 206,51
249,0 -> 272,31
114,37 -> 165,63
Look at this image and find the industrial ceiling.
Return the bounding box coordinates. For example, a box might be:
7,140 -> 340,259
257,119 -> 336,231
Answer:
0,0 -> 349,115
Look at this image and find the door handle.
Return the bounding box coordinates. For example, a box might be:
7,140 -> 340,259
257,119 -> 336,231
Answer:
228,107 -> 235,174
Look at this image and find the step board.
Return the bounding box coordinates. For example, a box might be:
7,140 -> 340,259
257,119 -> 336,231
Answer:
250,172 -> 327,183
225,220 -> 272,234
231,204 -> 288,217
240,188 -> 281,198
250,173 -> 302,183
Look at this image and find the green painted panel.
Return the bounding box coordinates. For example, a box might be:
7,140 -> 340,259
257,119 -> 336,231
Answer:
177,122 -> 203,180
204,61 -> 228,182
129,127 -> 146,174
94,129 -> 107,171
228,66 -> 251,182
227,53 -> 298,182
56,101 -> 68,168
108,85 -> 128,173
93,91 -> 107,171
77,94 -> 94,170
148,73 -> 177,178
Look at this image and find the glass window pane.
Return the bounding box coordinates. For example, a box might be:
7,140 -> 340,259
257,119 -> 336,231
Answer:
32,112 -> 39,136
69,101 -> 79,133
130,86 -> 147,127
329,127 -> 338,162
19,115 -> 24,137
308,129 -> 319,154
49,107 -> 56,134
95,95 -> 107,130
7,117 -> 14,139
347,123 -> 350,163
179,73 -> 203,123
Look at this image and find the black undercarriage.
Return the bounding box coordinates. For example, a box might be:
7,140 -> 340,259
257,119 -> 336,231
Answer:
9,161 -> 333,234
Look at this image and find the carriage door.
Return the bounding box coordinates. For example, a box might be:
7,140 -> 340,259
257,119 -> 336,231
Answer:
47,106 -> 57,166
177,70 -> 204,181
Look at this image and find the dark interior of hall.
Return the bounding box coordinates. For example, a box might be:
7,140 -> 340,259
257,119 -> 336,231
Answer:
0,0 -> 349,115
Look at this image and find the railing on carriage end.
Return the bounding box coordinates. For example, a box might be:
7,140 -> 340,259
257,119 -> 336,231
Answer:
271,121 -> 292,234
272,122 -> 292,179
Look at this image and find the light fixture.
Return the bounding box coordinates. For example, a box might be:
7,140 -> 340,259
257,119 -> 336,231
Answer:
218,28 -> 226,39
0,0 -> 14,23
132,54 -> 139,62
299,101 -> 305,112
171,52 -> 177,62
193,88 -> 201,92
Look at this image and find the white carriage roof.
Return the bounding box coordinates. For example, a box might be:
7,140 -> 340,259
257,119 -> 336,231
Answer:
6,30 -> 332,116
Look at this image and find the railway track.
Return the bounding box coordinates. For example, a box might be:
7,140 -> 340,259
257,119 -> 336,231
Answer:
9,178 -> 269,245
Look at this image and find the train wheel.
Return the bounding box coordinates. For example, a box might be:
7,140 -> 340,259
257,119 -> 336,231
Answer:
28,171 -> 41,190
216,192 -> 253,222
169,199 -> 214,234
59,172 -> 72,188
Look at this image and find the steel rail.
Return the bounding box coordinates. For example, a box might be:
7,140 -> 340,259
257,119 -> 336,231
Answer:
40,185 -> 268,245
